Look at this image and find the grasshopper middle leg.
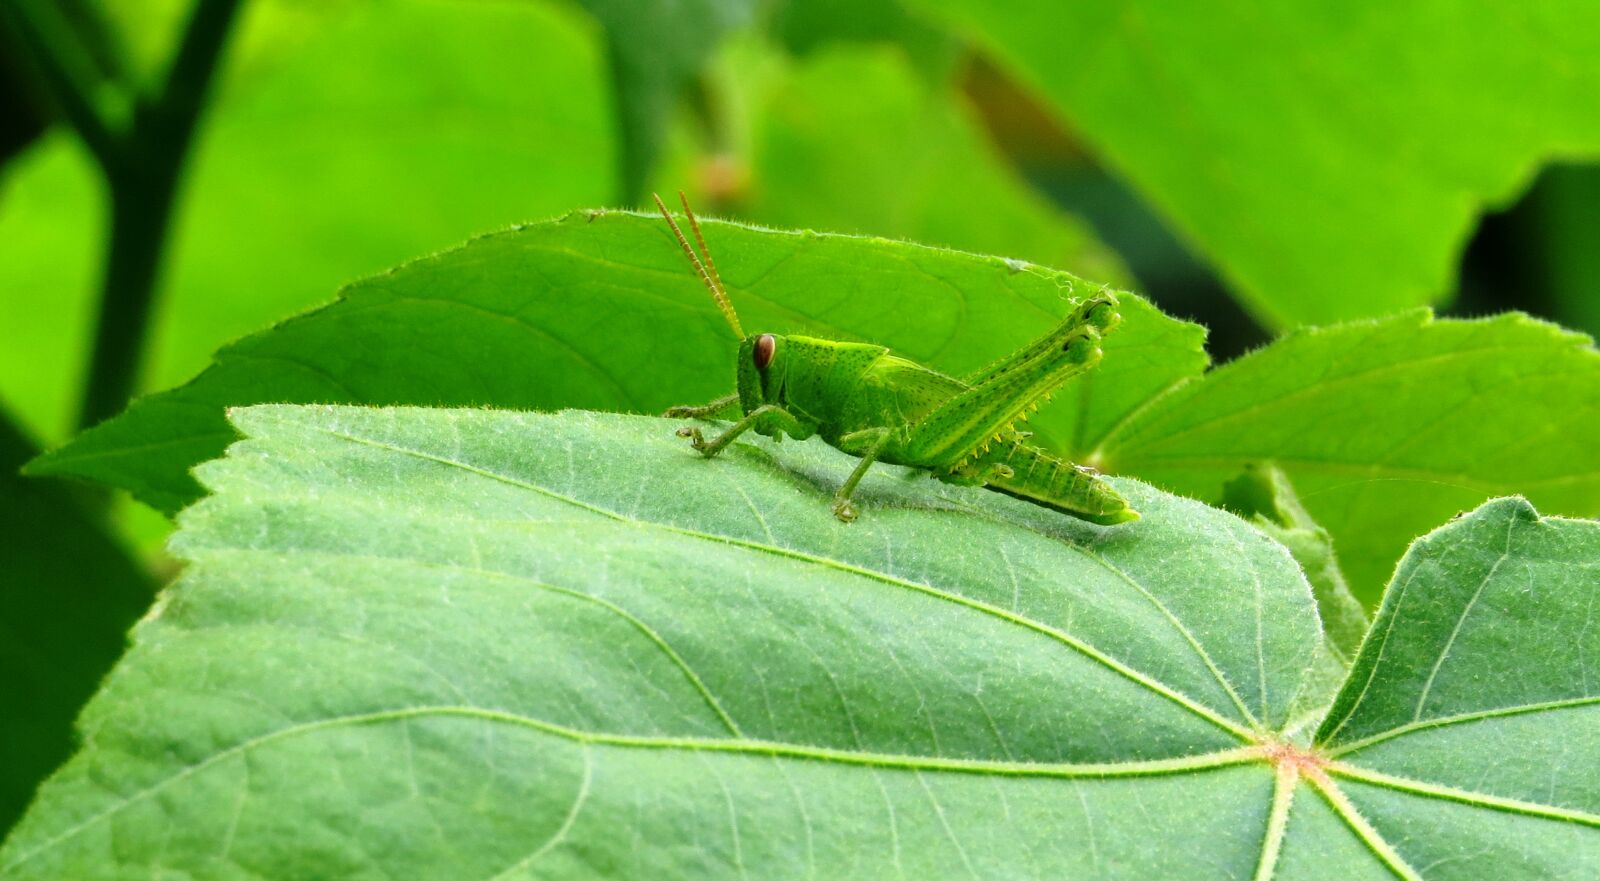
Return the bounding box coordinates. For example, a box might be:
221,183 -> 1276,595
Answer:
831,427 -> 893,522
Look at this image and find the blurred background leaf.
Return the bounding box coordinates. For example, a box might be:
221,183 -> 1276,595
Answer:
1525,165 -> 1600,338
770,0 -> 957,79
0,0 -> 615,447
575,0 -> 758,202
658,38 -> 1129,285
906,0 -> 1600,330
0,408 -> 152,834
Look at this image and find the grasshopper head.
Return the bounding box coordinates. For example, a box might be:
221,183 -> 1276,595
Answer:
736,332 -> 785,413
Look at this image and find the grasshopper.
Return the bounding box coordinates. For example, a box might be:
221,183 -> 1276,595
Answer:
655,193 -> 1138,526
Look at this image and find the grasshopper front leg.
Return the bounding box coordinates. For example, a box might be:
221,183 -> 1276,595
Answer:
663,392 -> 739,420
677,404 -> 809,458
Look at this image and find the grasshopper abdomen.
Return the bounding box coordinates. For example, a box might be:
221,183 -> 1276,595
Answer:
963,442 -> 1138,525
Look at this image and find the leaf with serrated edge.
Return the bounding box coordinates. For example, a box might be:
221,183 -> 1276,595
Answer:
1099,309 -> 1600,602
3,407 -> 1595,878
28,212 -> 1201,515
32,215 -> 1600,605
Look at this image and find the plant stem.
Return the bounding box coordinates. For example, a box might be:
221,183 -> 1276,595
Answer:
0,0 -> 120,165
76,0 -> 244,430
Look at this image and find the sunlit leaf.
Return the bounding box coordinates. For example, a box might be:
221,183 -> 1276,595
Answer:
1099,310 -> 1600,600
4,407 -> 1595,877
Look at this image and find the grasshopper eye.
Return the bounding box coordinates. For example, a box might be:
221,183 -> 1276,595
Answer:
753,334 -> 776,370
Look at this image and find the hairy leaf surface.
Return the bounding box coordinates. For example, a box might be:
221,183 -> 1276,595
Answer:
4,408 -> 1595,877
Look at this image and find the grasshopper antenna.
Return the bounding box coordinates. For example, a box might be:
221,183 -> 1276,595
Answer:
653,192 -> 744,338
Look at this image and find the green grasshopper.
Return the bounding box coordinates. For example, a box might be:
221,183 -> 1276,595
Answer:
654,193 -> 1138,526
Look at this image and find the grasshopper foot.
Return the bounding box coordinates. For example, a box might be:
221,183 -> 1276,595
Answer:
831,498 -> 859,522
676,426 -> 716,456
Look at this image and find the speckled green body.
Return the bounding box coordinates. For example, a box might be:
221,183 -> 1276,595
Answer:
654,194 -> 1135,524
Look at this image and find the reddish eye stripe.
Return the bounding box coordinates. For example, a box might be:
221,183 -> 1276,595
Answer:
754,334 -> 776,369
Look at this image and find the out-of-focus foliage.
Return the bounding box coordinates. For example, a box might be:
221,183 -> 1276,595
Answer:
0,0 -> 615,444
1528,165 -> 1600,338
907,0 -> 1600,329
663,42 -> 1127,285
574,0 -> 757,201
0,408 -> 151,834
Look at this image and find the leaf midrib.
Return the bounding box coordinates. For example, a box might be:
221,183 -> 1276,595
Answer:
0,705 -> 1263,876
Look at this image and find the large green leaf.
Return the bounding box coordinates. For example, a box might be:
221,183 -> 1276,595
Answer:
3,407 -> 1595,877
904,0 -> 1600,329
1100,309 -> 1600,600
34,213 -> 1600,600
0,406 -> 152,835
1309,497 -> 1600,878
0,0 -> 613,444
29,211 -> 1198,514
